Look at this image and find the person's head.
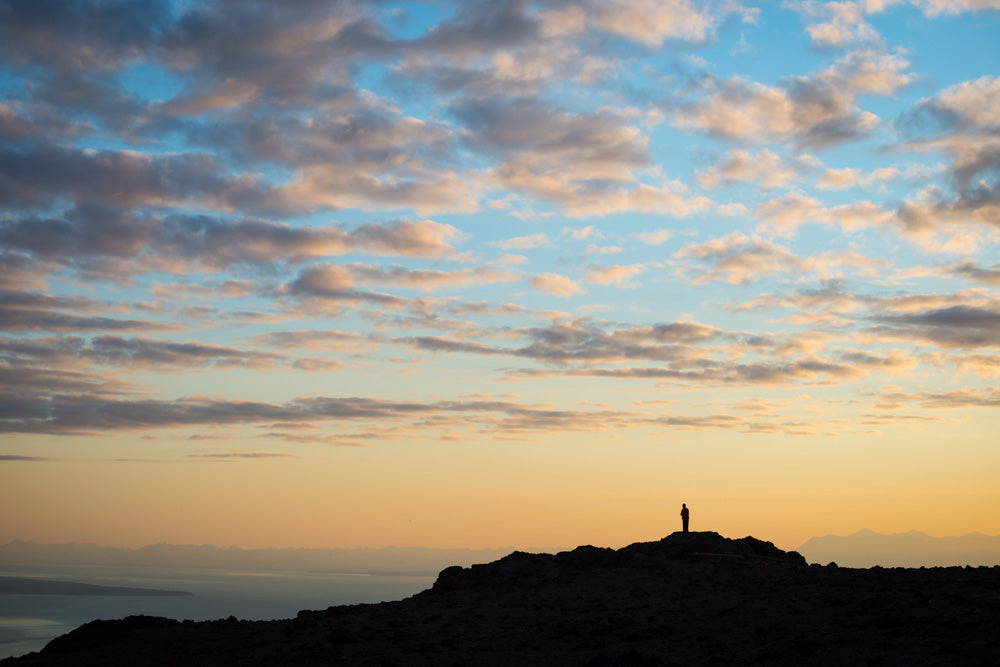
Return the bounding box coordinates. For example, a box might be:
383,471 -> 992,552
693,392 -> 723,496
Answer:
682,503 -> 686,508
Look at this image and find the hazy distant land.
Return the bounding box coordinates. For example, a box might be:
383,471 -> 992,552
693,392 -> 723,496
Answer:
796,528 -> 1000,568
0,577 -> 191,597
0,541 -> 515,575
2,529 -> 997,572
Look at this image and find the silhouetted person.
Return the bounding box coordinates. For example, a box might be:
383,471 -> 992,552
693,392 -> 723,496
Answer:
680,503 -> 689,532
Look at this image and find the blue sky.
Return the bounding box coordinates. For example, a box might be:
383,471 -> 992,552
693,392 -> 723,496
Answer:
1,0 -> 998,550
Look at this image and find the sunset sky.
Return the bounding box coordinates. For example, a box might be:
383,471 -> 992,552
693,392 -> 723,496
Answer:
1,0 -> 998,554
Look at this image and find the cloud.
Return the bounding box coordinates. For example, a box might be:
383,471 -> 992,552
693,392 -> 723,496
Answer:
411,0 -> 538,61
411,0 -> 739,63
755,192 -> 892,235
920,388 -> 1000,408
0,290 -> 177,332
1,211 -> 463,279
283,264 -> 407,309
895,192 -> 1000,243
698,149 -> 797,190
159,1 -> 388,103
446,301 -> 529,318
244,102 -> 479,215
953,261 -> 1000,285
339,220 -> 465,258
880,387 -> 1000,410
84,336 -> 284,371
726,284 -> 862,316
795,1 -> 1000,48
675,233 -> 803,284
453,96 -> 648,170
799,1 -> 882,47
348,264 -> 520,292
0,103 -> 35,139
947,352 -> 1000,378
818,167 -> 860,190
0,333 -> 347,379
0,143 -> 282,213
455,94 -> 650,196
278,165 -> 483,216
0,391 -> 688,438
871,304 -> 1000,348
819,166 -> 903,191
186,450 -> 300,460
1,108 -> 476,220
674,49 -> 910,149
729,286 -> 1000,353
0,359 -> 138,408
404,317 -> 721,366
585,264 -> 644,286
0,0 -> 169,73
800,251 -> 889,280
891,76 -> 1000,242
164,78 -> 262,115
490,233 -> 551,250
0,252 -> 54,291
511,354 -> 880,387
447,95 -> 715,217
581,0 -> 717,46
912,0 -> 1000,17
530,273 -> 585,297
633,229 -> 673,246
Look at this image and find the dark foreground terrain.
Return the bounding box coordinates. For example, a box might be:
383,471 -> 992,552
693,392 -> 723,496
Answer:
4,532 -> 998,666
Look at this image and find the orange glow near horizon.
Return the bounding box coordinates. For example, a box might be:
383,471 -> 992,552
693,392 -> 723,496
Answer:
4,420 -> 997,553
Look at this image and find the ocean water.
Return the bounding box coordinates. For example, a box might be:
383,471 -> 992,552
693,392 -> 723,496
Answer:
0,565 -> 435,660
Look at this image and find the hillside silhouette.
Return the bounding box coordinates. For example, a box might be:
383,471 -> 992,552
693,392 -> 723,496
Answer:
4,532 -> 998,666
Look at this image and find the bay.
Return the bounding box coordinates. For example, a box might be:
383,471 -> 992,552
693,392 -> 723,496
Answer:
0,564 -> 434,660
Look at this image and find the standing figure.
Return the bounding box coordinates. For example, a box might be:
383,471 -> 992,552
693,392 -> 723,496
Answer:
680,503 -> 689,533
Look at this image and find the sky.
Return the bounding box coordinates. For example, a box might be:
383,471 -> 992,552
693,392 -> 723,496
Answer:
1,0 -> 998,554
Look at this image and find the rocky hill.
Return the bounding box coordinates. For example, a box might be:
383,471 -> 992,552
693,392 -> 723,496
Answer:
3,532 -> 998,666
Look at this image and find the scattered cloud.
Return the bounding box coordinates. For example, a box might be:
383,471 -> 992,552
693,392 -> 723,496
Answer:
675,233 -> 802,284
585,264 -> 644,287
491,233 -> 551,250
530,273 -> 585,297
674,49 -> 911,149
1,0 -> 997,522
698,149 -> 797,190
633,229 -> 673,246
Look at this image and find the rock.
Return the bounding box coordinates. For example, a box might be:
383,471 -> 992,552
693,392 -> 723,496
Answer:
40,616 -> 179,654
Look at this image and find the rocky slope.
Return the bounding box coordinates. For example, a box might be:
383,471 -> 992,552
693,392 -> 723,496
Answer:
4,532 -> 998,666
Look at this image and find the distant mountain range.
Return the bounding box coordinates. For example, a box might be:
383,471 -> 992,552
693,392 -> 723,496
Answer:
797,529 -> 1000,567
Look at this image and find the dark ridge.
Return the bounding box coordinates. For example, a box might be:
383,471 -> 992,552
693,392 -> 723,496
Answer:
3,533 -> 998,666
